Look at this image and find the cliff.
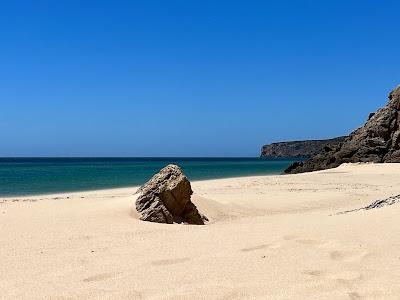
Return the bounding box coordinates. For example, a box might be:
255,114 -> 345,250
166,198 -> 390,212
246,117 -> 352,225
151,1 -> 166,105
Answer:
285,85 -> 400,174
261,137 -> 346,158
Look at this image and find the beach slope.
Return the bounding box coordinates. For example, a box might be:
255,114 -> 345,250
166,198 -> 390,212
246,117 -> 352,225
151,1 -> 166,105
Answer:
1,163 -> 400,299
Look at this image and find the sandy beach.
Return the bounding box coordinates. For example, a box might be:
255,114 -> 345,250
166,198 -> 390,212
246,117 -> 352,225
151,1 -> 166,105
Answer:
1,163 -> 400,299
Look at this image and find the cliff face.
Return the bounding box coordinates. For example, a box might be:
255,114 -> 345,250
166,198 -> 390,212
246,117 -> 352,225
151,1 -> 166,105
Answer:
285,85 -> 400,174
261,137 -> 346,158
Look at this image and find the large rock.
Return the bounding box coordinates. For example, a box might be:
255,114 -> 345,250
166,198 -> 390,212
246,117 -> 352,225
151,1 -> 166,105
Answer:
135,164 -> 207,225
261,137 -> 346,158
285,85 -> 400,174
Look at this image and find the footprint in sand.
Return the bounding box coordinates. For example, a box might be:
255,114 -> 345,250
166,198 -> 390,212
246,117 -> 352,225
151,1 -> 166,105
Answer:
330,271 -> 362,283
329,250 -> 369,262
330,250 -> 350,261
283,234 -> 298,241
283,235 -> 325,247
241,243 -> 281,252
83,272 -> 118,282
295,239 -> 323,246
348,292 -> 363,299
288,237 -> 370,263
302,269 -> 325,277
241,244 -> 269,252
151,257 -> 190,266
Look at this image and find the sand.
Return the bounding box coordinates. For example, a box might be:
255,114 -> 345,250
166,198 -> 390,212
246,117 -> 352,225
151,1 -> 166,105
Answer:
1,163 -> 400,299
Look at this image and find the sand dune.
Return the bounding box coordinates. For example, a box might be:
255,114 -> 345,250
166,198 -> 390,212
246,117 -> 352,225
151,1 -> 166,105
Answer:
1,163 -> 400,299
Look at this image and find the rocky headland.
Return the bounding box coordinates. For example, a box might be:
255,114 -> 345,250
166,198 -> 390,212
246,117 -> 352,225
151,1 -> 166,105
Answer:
285,85 -> 400,174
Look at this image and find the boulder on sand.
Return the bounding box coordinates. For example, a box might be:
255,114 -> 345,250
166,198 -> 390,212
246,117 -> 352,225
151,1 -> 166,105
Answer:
135,164 -> 208,225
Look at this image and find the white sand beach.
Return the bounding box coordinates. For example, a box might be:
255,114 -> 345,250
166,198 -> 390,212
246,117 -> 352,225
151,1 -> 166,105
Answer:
1,163 -> 400,299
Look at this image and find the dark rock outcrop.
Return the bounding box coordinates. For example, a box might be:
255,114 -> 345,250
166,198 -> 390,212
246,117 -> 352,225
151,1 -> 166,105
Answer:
285,85 -> 400,174
135,164 -> 208,225
261,137 -> 346,158
337,194 -> 400,215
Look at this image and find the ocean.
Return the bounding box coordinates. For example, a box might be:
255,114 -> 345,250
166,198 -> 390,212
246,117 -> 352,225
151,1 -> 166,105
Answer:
0,157 -> 299,197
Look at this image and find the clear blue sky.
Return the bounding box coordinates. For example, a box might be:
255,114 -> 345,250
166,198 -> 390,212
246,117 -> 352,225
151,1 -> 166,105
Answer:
1,0 -> 399,157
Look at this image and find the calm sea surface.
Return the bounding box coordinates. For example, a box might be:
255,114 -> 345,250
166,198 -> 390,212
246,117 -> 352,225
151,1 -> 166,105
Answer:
0,157 -> 300,197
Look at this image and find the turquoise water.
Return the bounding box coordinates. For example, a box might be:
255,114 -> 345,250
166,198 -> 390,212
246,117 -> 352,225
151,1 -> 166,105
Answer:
0,158 -> 299,197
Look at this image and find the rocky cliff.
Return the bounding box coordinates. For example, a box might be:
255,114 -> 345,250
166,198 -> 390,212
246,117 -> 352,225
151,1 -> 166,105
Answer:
261,137 -> 346,158
285,85 -> 400,174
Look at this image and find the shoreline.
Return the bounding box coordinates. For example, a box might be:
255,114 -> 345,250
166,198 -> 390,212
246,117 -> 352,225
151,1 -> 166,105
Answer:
0,157 -> 299,199
0,171 -> 291,200
0,161 -> 383,201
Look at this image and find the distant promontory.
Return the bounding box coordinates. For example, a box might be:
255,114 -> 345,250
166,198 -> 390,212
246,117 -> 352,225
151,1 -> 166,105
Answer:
260,137 -> 346,159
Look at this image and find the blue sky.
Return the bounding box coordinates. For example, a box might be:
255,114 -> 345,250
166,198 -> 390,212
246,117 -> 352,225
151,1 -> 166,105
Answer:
1,0 -> 399,156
